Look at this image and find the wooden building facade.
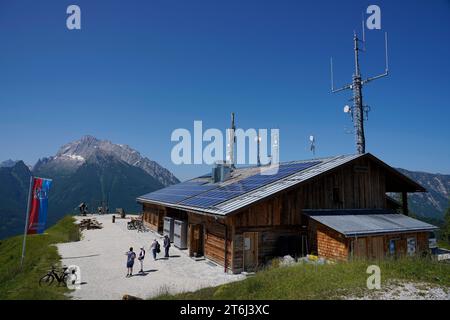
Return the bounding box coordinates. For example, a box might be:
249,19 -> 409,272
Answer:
138,154 -> 436,273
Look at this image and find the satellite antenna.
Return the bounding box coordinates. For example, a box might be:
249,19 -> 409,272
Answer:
343,105 -> 351,113
330,24 -> 389,154
309,135 -> 316,156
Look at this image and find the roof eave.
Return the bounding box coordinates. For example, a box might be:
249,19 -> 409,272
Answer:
342,226 -> 438,238
136,197 -> 226,218
364,153 -> 427,193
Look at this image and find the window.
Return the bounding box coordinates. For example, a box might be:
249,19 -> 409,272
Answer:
389,239 -> 396,255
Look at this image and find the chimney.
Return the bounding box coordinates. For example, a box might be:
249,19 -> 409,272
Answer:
212,161 -> 232,183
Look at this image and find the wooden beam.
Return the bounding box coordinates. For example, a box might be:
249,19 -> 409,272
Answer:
402,191 -> 409,216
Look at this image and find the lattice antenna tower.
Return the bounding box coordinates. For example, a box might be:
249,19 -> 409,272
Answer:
330,22 -> 389,154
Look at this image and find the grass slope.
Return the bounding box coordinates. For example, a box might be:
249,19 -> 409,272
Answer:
0,216 -> 79,300
156,258 -> 450,300
0,161 -> 31,239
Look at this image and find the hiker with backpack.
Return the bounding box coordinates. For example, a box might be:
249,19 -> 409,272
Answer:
150,239 -> 160,260
125,247 -> 137,277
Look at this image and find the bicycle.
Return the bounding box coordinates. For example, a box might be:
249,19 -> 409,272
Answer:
137,221 -> 149,233
39,266 -> 77,287
127,220 -> 138,230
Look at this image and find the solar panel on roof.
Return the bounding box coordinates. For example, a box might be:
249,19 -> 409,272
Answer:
141,161 -> 321,208
140,180 -> 217,204
180,161 -> 320,208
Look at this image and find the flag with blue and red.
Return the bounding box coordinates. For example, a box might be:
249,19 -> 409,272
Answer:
27,177 -> 52,235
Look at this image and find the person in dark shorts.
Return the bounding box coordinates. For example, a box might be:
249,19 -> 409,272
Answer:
163,235 -> 171,258
126,247 -> 136,277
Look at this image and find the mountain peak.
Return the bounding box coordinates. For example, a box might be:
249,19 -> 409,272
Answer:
80,135 -> 100,143
39,136 -> 179,186
0,159 -> 18,168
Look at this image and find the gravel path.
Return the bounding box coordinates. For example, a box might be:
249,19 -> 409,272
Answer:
57,215 -> 245,300
346,281 -> 450,300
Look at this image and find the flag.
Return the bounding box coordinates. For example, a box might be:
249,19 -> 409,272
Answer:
26,177 -> 52,234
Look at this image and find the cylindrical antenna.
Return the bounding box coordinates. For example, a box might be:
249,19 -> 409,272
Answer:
229,112 -> 236,168
361,19 -> 366,51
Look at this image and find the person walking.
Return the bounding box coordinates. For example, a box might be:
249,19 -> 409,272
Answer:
150,239 -> 160,261
138,246 -> 146,273
163,235 -> 171,258
125,247 -> 136,277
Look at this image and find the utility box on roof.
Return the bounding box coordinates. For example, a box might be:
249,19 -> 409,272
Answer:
163,217 -> 174,242
174,219 -> 188,249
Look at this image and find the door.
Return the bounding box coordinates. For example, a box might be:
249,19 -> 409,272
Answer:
371,236 -> 384,259
353,238 -> 367,259
189,224 -> 204,257
243,232 -> 259,272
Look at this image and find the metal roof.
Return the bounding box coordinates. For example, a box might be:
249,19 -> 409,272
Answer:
137,154 -> 363,215
305,209 -> 437,237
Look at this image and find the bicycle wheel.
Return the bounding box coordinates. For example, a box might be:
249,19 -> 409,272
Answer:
39,274 -> 55,287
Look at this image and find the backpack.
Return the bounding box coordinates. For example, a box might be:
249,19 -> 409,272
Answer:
156,242 -> 161,253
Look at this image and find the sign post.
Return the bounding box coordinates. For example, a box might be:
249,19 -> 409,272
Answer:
20,176 -> 34,269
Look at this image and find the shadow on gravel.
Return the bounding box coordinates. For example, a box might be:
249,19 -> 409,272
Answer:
62,254 -> 101,259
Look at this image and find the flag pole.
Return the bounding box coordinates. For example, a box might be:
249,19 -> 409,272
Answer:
20,176 -> 34,269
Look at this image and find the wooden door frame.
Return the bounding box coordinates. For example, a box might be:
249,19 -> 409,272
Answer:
242,231 -> 259,272
371,236 -> 384,259
188,223 -> 205,257
353,237 -> 367,259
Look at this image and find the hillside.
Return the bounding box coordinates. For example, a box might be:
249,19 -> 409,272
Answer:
397,168 -> 450,221
0,161 -> 32,239
155,258 -> 450,300
0,216 -> 79,300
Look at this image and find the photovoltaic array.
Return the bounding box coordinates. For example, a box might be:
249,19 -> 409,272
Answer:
179,161 -> 320,208
141,161 -> 321,208
140,180 -> 216,204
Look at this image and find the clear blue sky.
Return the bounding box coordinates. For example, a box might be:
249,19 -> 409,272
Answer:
0,0 -> 449,181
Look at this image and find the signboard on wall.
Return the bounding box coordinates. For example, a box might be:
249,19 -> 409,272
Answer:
407,237 -> 416,256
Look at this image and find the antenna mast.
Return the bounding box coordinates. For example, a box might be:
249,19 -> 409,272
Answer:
330,28 -> 389,154
227,112 -> 236,168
